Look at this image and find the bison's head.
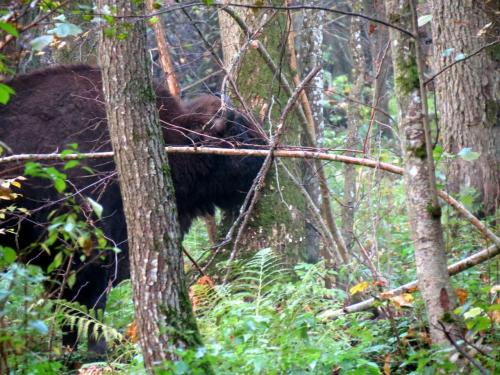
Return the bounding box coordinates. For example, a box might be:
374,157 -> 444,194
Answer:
162,94 -> 267,231
180,95 -> 266,148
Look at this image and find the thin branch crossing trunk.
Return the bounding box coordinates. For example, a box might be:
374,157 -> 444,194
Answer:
385,0 -> 460,345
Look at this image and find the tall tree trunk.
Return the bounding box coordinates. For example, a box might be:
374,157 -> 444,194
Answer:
97,0 -> 208,372
293,4 -> 325,263
342,0 -> 365,250
363,0 -> 392,139
218,2 -> 308,263
385,0 -> 459,345
430,0 -> 499,217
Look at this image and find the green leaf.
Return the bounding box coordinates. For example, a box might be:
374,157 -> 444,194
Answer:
0,246 -> 16,266
53,14 -> 67,22
28,320 -> 49,335
51,22 -> 82,38
67,272 -> 76,288
87,197 -> 103,219
0,22 -> 19,37
64,221 -> 75,234
47,251 -> 63,274
466,316 -> 491,332
463,306 -> 483,319
149,16 -> 160,24
30,35 -> 54,51
417,15 -> 432,27
0,83 -> 15,104
442,48 -> 454,57
457,147 -> 480,161
63,160 -> 80,170
54,178 -> 66,193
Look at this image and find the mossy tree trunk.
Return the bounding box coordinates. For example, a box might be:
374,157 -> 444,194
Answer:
218,2 -> 307,262
97,0 -> 209,372
385,0 -> 460,345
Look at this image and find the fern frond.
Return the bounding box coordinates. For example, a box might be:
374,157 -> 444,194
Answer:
54,300 -> 124,344
229,248 -> 290,315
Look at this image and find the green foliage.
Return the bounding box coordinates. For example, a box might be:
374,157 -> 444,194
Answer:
0,83 -> 15,104
56,300 -> 124,345
30,14 -> 83,51
158,250 -> 389,374
0,263 -> 57,372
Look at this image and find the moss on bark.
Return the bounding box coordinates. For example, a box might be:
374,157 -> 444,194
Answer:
218,2 -> 307,263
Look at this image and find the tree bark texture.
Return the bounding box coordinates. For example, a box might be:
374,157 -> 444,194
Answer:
385,0 -> 459,345
294,4 -> 325,263
97,0 -> 207,371
342,0 -> 365,250
145,0 -> 181,98
218,2 -> 307,262
431,0 -> 500,216
363,0 -> 393,139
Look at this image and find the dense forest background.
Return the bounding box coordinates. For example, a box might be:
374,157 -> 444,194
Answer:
0,0 -> 498,374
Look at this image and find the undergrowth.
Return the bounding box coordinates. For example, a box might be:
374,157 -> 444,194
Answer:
2,243 -> 496,374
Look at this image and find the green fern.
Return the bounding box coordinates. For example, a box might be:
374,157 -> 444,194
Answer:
231,248 -> 289,315
55,300 -> 124,345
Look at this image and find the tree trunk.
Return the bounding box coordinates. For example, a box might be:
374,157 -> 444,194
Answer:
342,0 -> 365,250
218,2 -> 307,263
363,0 -> 393,139
293,4 -> 325,263
97,0 -> 208,372
385,0 -> 460,345
430,0 -> 500,217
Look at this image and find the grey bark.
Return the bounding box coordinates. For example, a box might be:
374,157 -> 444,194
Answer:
342,0 -> 365,250
385,0 -> 459,345
430,0 -> 500,217
295,5 -> 325,263
97,0 -> 208,372
363,0 -> 393,139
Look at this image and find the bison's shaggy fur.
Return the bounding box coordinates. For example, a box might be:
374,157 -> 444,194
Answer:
0,65 -> 265,351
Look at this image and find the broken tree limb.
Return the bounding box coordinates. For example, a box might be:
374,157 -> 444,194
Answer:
2,146 -> 498,248
318,244 -> 499,319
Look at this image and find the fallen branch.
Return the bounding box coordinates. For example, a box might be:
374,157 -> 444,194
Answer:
0,145 -> 400,170
2,145 -> 498,249
319,244 -> 499,319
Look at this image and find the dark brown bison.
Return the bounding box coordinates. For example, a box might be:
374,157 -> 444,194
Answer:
0,65 -> 265,352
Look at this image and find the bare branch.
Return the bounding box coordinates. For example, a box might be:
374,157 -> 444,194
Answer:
319,244 -> 499,319
438,321 -> 490,375
425,39 -> 500,86
3,145 -> 498,248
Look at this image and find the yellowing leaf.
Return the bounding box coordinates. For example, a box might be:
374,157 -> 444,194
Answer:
391,293 -> 414,308
384,354 -> 391,375
350,281 -> 370,295
125,320 -> 139,343
489,309 -> 500,324
464,307 -> 483,319
455,288 -> 468,305
379,292 -> 394,300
